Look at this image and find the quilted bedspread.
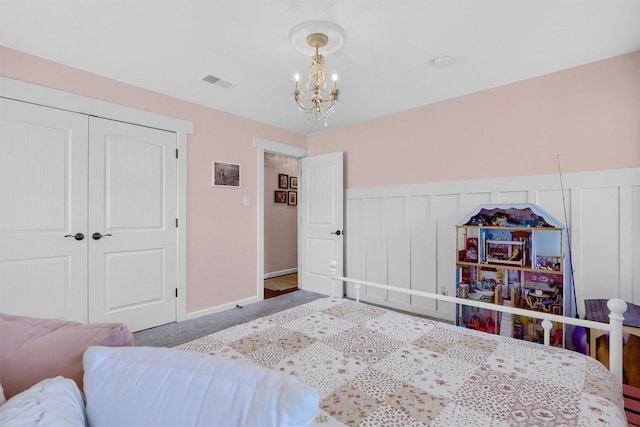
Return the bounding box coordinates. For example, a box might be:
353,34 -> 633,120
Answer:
177,298 -> 627,426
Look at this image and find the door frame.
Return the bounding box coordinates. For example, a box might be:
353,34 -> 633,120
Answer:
0,76 -> 193,323
253,137 -> 307,298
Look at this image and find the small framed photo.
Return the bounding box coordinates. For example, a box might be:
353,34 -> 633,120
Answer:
212,161 -> 240,188
278,174 -> 289,189
289,176 -> 298,189
274,191 -> 287,203
287,191 -> 297,206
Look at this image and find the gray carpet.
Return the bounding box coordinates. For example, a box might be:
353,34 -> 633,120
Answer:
133,290 -> 325,347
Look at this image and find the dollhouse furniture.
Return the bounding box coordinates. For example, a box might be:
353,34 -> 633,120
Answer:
524,292 -> 541,310
455,204 -> 575,347
484,239 -> 526,266
585,299 -> 640,423
585,298 -> 640,360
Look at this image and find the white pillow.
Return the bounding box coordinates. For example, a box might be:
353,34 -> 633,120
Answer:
0,382 -> 6,405
83,346 -> 319,427
0,376 -> 86,427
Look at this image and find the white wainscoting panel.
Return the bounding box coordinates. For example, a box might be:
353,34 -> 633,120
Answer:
345,168 -> 640,321
408,195 -> 436,312
579,187 -> 620,299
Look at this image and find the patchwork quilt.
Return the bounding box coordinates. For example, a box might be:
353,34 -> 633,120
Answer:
177,298 -> 626,426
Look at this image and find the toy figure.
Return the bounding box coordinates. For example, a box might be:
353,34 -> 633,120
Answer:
486,317 -> 496,334
465,241 -> 477,262
491,213 -> 508,226
551,329 -> 563,347
542,287 -> 561,305
472,317 -> 486,332
536,216 -> 551,227
467,214 -> 490,226
508,247 -> 522,261
540,287 -> 562,313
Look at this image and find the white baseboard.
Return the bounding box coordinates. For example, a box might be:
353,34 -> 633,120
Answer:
264,268 -> 298,280
185,295 -> 260,321
185,267 -> 298,321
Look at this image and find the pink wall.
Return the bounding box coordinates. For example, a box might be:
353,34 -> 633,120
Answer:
2,45 -> 638,316
307,51 -> 640,189
0,46 -> 306,314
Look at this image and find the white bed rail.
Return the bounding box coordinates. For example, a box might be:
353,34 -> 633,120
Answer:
329,261 -> 628,384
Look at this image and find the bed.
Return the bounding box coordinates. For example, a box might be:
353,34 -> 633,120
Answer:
177,296 -> 627,426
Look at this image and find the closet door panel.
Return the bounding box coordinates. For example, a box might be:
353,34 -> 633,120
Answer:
88,117 -> 177,332
0,98 -> 88,321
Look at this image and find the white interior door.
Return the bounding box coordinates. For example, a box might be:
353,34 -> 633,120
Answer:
0,98 -> 89,321
298,152 -> 344,295
88,117 -> 177,331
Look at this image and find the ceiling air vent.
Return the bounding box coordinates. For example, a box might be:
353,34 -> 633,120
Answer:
200,74 -> 236,89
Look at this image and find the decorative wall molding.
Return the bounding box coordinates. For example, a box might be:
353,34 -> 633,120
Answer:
345,167 -> 640,321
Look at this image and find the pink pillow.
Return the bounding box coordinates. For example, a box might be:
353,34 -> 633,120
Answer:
0,312 -> 134,399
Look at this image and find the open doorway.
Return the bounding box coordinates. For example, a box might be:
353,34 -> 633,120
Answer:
254,137 -> 307,300
255,139 -> 344,299
263,153 -> 299,299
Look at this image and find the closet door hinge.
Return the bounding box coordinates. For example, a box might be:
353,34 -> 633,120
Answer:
175,149 -> 179,159
175,218 -> 179,228
175,288 -> 178,298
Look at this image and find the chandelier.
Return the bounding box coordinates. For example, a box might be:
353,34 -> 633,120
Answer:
290,21 -> 345,128
293,33 -> 339,128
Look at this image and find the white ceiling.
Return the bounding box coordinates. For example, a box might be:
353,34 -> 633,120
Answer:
1,1 -> 639,135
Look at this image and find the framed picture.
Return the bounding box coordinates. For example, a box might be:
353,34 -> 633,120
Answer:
287,191 -> 297,206
278,174 -> 289,189
212,161 -> 240,188
289,176 -> 298,189
274,191 -> 287,203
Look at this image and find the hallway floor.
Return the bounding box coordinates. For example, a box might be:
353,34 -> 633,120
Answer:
264,273 -> 298,299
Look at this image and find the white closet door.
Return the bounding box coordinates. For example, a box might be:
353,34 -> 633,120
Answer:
88,117 -> 177,331
0,98 -> 89,321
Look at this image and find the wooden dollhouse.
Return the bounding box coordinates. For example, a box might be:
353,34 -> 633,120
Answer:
455,204 -> 575,347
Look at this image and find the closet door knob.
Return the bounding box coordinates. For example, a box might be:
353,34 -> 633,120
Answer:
64,233 -> 85,241
92,232 -> 112,240
330,230 -> 342,236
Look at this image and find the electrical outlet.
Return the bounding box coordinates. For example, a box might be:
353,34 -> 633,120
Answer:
243,196 -> 250,207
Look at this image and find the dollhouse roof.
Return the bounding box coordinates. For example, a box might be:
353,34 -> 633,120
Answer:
456,203 -> 566,229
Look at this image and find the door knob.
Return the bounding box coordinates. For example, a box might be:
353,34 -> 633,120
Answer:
92,232 -> 112,240
330,230 -> 343,236
64,233 -> 85,241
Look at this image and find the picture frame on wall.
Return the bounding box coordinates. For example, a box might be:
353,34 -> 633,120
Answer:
289,176 -> 298,189
278,174 -> 289,189
275,191 -> 287,203
212,161 -> 240,188
287,191 -> 297,206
